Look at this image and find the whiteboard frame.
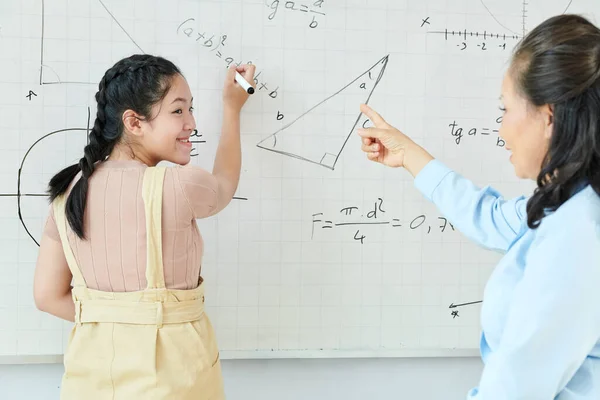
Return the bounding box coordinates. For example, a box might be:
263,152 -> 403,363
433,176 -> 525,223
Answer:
0,348 -> 480,365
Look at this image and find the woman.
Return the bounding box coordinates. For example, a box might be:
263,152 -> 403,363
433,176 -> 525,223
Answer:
33,54 -> 255,399
358,14 -> 600,399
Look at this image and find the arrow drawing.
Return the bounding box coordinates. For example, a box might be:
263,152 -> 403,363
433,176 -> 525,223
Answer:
449,300 -> 483,309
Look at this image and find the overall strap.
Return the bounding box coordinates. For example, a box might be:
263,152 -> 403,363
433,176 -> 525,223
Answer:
53,196 -> 88,288
142,166 -> 167,289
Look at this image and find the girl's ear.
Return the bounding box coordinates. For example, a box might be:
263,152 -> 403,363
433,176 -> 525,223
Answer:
122,110 -> 144,138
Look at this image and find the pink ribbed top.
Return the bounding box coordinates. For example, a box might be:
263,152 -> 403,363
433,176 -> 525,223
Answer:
43,159 -> 220,292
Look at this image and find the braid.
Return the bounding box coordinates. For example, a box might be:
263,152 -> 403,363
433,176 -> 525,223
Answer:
65,82 -> 113,238
79,76 -> 113,179
78,54 -> 173,181
48,53 -> 181,239
102,55 -> 169,90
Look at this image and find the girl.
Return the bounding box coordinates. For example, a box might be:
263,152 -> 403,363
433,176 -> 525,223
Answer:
33,54 -> 255,399
358,14 -> 600,399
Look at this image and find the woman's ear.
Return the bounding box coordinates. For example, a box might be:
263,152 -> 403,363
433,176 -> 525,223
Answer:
122,110 -> 144,138
542,104 -> 554,139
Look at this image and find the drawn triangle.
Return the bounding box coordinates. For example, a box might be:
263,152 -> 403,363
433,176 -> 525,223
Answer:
40,0 -> 145,85
257,55 -> 389,170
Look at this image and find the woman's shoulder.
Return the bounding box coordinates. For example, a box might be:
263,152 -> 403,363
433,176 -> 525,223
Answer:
538,185 -> 600,240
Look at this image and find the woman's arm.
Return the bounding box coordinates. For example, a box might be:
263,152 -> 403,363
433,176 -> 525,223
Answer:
358,104 -> 526,252
468,221 -> 600,399
210,64 -> 255,214
33,223 -> 75,322
413,159 -> 527,252
210,105 -> 242,214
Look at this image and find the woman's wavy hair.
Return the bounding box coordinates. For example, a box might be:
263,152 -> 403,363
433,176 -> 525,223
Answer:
47,54 -> 181,239
511,14 -> 600,228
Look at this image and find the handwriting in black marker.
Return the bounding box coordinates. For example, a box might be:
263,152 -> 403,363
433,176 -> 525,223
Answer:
26,90 -> 37,101
259,81 -> 269,91
335,221 -> 389,227
312,198 -> 456,242
340,206 -> 358,216
311,213 -> 323,239
177,18 -> 195,36
409,215 -> 426,229
366,198 -> 385,219
438,217 -> 454,232
449,118 -> 504,148
202,35 -> 214,47
266,0 -> 325,28
190,129 -> 206,144
421,17 -> 430,27
269,87 -> 279,99
189,129 -> 206,158
267,0 -> 279,19
176,18 -> 276,99
354,230 -> 365,244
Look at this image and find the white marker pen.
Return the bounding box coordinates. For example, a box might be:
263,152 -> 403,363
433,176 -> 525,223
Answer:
235,71 -> 255,94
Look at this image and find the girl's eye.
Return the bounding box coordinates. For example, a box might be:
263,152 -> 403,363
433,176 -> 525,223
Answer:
173,109 -> 183,114
189,107 -> 194,112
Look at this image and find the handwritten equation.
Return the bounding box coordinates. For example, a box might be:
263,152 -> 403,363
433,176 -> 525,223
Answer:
311,198 -> 455,243
189,129 -> 206,158
449,116 -> 505,148
266,0 -> 325,28
176,18 -> 280,99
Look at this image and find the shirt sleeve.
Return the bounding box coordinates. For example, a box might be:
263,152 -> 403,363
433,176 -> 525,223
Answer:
42,205 -> 61,242
468,221 -> 600,399
414,159 -> 527,252
172,165 -> 220,219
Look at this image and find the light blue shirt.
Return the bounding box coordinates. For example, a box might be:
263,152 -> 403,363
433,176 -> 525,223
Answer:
414,159 -> 600,399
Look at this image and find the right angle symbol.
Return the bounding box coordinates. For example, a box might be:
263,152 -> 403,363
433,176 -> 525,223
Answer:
256,54 -> 389,170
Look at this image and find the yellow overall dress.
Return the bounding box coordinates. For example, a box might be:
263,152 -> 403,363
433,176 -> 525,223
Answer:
53,166 -> 225,399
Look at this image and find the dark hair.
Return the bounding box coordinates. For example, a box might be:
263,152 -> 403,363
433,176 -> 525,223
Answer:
511,14 -> 600,229
47,54 -> 181,239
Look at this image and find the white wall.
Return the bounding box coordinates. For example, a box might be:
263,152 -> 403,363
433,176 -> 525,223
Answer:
0,357 -> 482,399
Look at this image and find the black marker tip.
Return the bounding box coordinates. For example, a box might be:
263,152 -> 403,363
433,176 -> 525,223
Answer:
247,87 -> 255,94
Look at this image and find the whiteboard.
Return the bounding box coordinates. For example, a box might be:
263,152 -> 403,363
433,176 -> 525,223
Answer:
0,0 -> 598,362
